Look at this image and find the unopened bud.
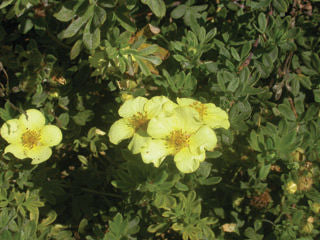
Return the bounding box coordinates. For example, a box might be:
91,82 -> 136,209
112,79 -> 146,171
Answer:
301,222 -> 313,234
222,223 -> 237,233
121,93 -> 134,102
286,181 -> 297,194
312,203 -> 320,214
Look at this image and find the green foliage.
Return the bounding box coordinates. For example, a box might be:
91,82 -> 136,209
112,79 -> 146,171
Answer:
0,0 -> 320,239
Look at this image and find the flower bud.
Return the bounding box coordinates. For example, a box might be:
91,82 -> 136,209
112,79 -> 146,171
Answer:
298,175 -> 313,191
291,148 -> 305,162
286,181 -> 297,194
312,203 -> 320,214
233,197 -> 244,207
120,93 -> 134,102
301,222 -> 313,234
222,223 -> 237,233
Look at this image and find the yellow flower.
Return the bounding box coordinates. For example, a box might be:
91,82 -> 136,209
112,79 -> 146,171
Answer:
108,96 -> 176,154
176,98 -> 230,129
1,109 -> 62,164
141,106 -> 217,173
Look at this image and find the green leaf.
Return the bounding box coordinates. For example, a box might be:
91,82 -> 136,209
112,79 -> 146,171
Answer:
59,5 -> 94,39
227,78 -> 239,92
262,54 -> 273,67
258,12 -> 267,33
278,102 -> 296,121
126,216 -> 140,235
241,41 -> 252,59
304,104 -> 318,121
259,164 -> 271,180
175,182 -> 189,191
83,20 -> 100,50
53,5 -> 75,22
230,47 -> 240,61
135,56 -> 151,76
272,0 -> 288,13
0,108 -> 12,121
217,71 -> 226,91
202,177 -> 222,185
249,130 -> 261,151
0,0 -> 14,9
171,4 -> 187,19
204,62 -> 218,73
206,151 -> 222,159
92,6 -> 107,28
141,0 -> 166,18
39,210 -> 57,227
70,40 -> 83,60
311,53 -> 320,72
77,155 -> 88,165
58,113 -> 69,128
78,218 -> 88,234
19,18 -> 33,34
277,130 -> 296,152
72,110 -> 94,126
268,47 -> 278,63
250,0 -> 271,9
148,223 -> 167,234
114,10 -> 136,32
240,67 -> 250,83
314,89 -> 320,103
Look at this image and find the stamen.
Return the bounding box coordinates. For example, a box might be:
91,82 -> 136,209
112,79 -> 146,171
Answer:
167,129 -> 190,153
190,102 -> 207,119
22,130 -> 41,149
130,112 -> 149,131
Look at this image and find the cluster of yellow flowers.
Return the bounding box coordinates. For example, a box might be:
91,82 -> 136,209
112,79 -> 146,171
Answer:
0,109 -> 62,164
108,96 -> 230,173
0,96 -> 229,170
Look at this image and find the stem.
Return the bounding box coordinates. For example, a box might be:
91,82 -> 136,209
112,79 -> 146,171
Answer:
59,183 -> 122,199
261,219 -> 276,226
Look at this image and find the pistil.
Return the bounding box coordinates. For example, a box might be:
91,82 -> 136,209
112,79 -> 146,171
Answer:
22,130 -> 41,149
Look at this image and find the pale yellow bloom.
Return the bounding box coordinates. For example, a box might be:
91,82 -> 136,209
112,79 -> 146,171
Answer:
177,98 -> 230,129
141,106 -> 217,173
1,109 -> 62,164
108,96 -> 176,154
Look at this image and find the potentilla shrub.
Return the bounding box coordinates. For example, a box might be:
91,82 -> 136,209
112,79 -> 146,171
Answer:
0,0 -> 319,239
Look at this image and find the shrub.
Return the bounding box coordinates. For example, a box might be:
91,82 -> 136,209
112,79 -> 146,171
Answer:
0,0 -> 319,239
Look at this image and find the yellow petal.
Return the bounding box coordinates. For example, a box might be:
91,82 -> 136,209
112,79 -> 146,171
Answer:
1,119 -> 24,143
19,109 -> 45,130
176,97 -> 198,106
204,104 -> 230,129
174,148 -> 205,173
147,106 -> 201,138
26,146 -> 52,164
189,125 -> 217,153
140,139 -> 170,167
4,144 -> 27,159
40,125 -> 63,146
108,118 -> 134,144
173,107 -> 201,133
147,115 -> 178,138
144,96 -> 175,118
162,101 -> 178,115
128,132 -> 150,154
118,97 -> 148,118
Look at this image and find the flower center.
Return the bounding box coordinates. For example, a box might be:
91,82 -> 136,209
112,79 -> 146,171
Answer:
130,112 -> 149,131
21,130 -> 41,149
167,129 -> 190,153
190,102 -> 207,119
